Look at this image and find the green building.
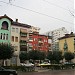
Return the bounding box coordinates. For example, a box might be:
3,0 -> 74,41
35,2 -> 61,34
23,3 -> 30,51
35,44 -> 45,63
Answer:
0,14 -> 12,44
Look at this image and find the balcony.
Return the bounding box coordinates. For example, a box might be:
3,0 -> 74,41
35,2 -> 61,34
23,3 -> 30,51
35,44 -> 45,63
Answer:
38,41 -> 43,43
20,40 -> 27,46
20,46 -> 27,51
20,32 -> 27,37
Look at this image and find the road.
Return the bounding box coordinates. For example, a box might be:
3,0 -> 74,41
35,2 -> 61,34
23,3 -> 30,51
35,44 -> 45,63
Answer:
18,69 -> 75,75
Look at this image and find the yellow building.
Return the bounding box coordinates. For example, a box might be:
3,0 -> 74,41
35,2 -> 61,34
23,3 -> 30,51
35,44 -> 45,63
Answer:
58,32 -> 75,53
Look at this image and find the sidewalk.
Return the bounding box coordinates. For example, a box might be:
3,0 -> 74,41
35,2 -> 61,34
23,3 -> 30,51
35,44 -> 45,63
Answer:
35,67 -> 50,72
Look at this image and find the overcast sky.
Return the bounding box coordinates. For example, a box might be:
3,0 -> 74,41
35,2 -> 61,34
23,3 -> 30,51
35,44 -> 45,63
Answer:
0,0 -> 74,33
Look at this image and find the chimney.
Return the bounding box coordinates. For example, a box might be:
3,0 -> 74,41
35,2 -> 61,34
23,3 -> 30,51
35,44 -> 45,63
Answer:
16,19 -> 18,22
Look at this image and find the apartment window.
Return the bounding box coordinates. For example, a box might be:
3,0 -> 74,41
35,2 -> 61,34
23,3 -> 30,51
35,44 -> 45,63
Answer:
16,28 -> 18,33
2,21 -> 8,30
6,34 -> 8,40
12,27 -> 15,32
0,33 -> 2,39
15,37 -> 18,42
3,34 -> 5,40
12,36 -> 14,42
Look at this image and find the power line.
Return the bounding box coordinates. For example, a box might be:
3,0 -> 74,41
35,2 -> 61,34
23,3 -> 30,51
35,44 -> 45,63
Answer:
42,0 -> 73,12
0,1 -> 73,25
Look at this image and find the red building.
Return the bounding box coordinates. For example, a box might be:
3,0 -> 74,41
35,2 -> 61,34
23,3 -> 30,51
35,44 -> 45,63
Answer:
28,32 -> 49,52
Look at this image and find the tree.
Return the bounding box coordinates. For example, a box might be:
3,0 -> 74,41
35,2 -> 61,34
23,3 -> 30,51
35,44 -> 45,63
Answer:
28,50 -> 46,64
0,43 -> 14,65
47,51 -> 54,64
19,52 -> 28,63
47,51 -> 63,64
39,51 -> 46,60
53,51 -> 63,64
28,50 -> 40,61
64,52 -> 74,62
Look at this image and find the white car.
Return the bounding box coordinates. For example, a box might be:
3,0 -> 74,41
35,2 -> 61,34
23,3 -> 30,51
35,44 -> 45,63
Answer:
20,63 -> 34,67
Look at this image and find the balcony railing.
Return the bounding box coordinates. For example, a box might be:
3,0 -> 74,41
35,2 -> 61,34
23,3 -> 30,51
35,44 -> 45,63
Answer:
20,32 -> 27,37
20,40 -> 27,46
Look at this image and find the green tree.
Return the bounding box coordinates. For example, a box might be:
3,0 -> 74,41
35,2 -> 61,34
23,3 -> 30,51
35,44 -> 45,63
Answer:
47,51 -> 63,64
0,43 -> 14,65
28,50 -> 46,64
39,51 -> 46,60
64,52 -> 74,62
19,52 -> 28,63
28,50 -> 40,61
53,51 -> 63,64
47,51 -> 54,64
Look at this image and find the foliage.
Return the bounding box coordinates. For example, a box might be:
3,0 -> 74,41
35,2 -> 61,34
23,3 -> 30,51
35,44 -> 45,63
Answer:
64,52 -> 74,62
47,51 -> 63,64
19,52 -> 28,63
39,51 -> 46,60
28,50 -> 40,60
53,51 -> 63,64
47,51 -> 53,64
0,43 -> 14,60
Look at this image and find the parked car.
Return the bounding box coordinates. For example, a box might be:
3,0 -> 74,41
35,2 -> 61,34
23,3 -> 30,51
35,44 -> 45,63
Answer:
38,62 -> 51,66
20,63 -> 34,67
0,66 -> 17,75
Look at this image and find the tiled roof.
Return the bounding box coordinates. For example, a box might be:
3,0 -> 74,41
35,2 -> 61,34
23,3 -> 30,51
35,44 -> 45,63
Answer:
12,21 -> 31,28
58,33 -> 75,40
0,14 -> 13,21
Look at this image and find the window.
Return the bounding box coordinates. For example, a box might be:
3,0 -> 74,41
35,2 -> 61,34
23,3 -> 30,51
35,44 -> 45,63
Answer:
15,37 -> 18,42
3,34 -> 5,40
16,28 -> 18,33
12,27 -> 15,32
2,21 -> 8,30
0,33 -> 2,39
6,34 -> 8,40
12,36 -> 14,42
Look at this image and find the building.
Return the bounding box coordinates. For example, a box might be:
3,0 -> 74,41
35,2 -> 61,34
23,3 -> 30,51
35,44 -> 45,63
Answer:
11,19 -> 31,66
45,27 -> 68,51
0,14 -> 52,65
0,14 -> 12,44
58,32 -> 75,53
0,14 -> 13,66
28,32 -> 49,52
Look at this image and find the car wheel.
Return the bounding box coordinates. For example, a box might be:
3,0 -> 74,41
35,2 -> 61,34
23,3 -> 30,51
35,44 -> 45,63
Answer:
9,74 -> 14,75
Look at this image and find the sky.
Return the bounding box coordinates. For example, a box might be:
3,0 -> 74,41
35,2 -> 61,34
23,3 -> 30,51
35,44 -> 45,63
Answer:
0,0 -> 74,33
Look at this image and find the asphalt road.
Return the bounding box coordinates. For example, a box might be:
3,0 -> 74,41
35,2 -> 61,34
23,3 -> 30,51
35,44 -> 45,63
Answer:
18,69 -> 75,75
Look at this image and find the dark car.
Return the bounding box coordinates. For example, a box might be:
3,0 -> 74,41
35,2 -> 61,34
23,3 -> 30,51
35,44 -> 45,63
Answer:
0,66 -> 17,75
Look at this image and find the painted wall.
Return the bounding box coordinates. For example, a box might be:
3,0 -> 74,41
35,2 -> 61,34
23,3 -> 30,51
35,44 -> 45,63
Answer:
0,18 -> 11,43
59,37 -> 75,53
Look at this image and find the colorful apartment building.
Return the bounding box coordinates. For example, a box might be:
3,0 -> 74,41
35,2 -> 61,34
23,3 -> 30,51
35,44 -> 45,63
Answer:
0,15 -> 52,66
29,32 -> 49,52
0,14 -> 12,44
58,32 -> 75,53
11,19 -> 31,66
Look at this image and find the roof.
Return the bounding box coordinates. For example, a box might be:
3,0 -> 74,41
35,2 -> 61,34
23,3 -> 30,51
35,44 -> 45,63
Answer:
58,32 -> 75,40
12,21 -> 31,28
0,14 -> 13,21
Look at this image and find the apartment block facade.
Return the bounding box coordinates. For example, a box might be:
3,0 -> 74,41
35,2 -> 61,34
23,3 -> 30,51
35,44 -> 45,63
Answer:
45,27 -> 68,51
29,32 -> 49,52
0,15 -> 51,66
